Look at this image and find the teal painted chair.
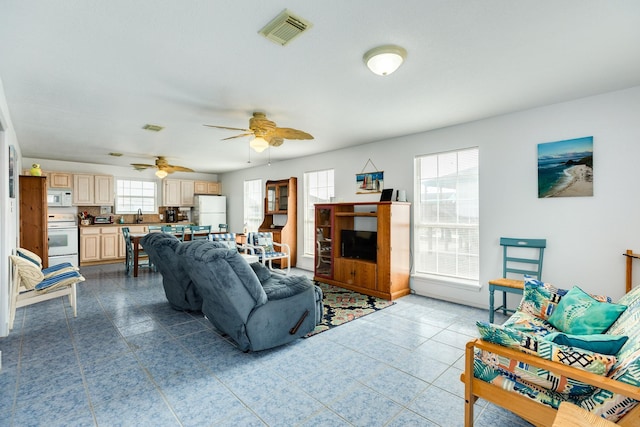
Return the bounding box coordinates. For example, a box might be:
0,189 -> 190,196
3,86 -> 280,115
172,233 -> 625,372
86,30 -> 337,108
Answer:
161,225 -> 185,241
190,225 -> 211,241
488,237 -> 546,323
122,227 -> 153,275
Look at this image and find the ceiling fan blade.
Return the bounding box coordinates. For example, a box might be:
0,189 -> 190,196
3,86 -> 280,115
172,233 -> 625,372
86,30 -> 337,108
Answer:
131,163 -> 154,169
269,137 -> 285,147
222,133 -> 254,140
273,127 -> 314,140
203,124 -> 250,132
168,165 -> 194,173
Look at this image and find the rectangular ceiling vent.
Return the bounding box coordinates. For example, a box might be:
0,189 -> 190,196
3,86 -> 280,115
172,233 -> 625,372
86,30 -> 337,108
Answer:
259,9 -> 312,46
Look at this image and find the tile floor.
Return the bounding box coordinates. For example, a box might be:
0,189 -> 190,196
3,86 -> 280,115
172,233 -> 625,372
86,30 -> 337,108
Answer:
0,263 -> 531,427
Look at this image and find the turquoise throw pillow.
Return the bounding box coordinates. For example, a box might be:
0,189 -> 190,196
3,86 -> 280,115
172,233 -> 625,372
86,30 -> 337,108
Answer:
547,286 -> 627,335
544,332 -> 628,355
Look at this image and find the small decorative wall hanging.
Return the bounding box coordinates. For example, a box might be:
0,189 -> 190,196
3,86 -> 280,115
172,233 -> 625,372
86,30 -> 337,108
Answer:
537,136 -> 593,198
356,158 -> 384,194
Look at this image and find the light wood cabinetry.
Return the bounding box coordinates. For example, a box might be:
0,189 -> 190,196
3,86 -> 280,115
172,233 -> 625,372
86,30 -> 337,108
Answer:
80,227 -> 100,263
163,179 -> 198,206
313,201 -> 411,300
48,172 -> 72,188
194,181 -> 221,195
19,176 -> 49,268
81,225 -> 147,264
259,177 -> 297,268
180,180 -> 195,206
73,174 -> 114,206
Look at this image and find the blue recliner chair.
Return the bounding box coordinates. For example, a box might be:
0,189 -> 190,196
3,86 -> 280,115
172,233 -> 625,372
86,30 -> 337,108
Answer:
176,240 -> 323,351
140,233 -> 203,311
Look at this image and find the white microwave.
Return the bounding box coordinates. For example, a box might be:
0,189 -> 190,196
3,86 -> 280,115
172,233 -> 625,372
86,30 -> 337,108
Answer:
47,190 -> 73,207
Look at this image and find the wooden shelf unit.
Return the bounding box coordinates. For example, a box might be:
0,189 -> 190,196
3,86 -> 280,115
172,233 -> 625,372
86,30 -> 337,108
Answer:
19,176 -> 49,267
258,177 -> 297,268
314,201 -> 411,300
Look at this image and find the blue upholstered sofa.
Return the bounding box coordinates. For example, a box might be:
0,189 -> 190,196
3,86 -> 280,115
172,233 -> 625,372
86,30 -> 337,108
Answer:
143,233 -> 323,351
140,233 -> 203,311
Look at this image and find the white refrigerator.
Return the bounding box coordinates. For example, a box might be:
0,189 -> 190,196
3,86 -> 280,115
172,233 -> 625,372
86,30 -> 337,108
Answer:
192,195 -> 227,228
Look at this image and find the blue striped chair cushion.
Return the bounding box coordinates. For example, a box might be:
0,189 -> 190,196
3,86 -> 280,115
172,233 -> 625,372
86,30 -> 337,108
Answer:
35,270 -> 84,291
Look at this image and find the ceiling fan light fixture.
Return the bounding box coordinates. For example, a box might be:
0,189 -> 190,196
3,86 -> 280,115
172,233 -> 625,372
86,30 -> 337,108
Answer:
250,136 -> 269,153
155,169 -> 168,179
363,45 -> 407,76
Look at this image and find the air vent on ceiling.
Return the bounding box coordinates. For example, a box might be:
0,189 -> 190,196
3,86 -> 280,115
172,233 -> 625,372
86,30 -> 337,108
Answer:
259,9 -> 312,46
142,124 -> 164,132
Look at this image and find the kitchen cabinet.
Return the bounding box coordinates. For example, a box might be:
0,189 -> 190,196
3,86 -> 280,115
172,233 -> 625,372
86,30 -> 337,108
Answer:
73,174 -> 114,206
180,180 -> 195,206
80,228 -> 100,263
163,179 -> 197,206
81,225 -> 147,264
194,181 -> 221,195
48,172 -> 72,188
19,176 -> 49,267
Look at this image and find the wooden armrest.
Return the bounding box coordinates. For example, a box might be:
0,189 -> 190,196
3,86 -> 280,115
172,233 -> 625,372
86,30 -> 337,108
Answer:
462,338 -> 640,427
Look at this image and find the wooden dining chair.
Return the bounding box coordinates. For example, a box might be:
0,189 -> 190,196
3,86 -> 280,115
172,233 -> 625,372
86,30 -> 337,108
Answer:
121,227 -> 153,275
488,237 -> 546,322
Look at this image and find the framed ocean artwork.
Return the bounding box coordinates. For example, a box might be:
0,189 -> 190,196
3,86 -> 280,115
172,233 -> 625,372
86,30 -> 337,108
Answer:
537,136 -> 593,198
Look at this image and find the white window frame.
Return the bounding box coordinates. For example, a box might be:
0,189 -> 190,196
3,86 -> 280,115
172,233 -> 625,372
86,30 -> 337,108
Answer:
414,147 -> 479,281
243,179 -> 263,233
115,179 -> 157,214
303,169 -> 335,257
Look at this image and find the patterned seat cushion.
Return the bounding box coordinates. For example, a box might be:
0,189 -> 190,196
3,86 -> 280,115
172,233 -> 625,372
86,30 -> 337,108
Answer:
477,321 -> 617,395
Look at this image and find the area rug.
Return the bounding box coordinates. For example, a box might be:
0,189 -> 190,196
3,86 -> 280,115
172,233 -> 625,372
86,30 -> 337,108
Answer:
304,281 -> 395,338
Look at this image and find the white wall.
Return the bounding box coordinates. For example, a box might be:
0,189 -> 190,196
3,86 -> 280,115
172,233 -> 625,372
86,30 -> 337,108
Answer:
221,86 -> 640,307
0,77 -> 20,337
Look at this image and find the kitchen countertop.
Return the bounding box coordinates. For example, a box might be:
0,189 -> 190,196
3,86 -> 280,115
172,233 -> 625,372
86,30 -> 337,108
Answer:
80,222 -> 193,227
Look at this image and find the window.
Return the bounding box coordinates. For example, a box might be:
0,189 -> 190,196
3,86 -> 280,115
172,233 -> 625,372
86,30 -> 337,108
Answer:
304,169 -> 334,256
414,147 -> 479,281
243,179 -> 263,233
115,179 -> 157,214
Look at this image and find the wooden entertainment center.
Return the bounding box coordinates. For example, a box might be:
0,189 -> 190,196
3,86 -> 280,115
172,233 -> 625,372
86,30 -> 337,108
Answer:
314,201 -> 411,300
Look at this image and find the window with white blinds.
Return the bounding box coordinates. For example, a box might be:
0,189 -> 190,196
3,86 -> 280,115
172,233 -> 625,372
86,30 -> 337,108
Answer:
243,179 -> 263,233
115,179 -> 156,214
414,147 -> 479,280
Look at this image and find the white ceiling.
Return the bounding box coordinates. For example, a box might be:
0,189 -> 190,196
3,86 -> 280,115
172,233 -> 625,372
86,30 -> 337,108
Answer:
1,1 -> 640,174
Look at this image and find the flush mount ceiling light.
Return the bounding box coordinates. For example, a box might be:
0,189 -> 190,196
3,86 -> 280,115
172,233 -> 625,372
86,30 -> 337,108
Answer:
363,45 -> 407,76
155,169 -> 168,179
250,136 -> 269,153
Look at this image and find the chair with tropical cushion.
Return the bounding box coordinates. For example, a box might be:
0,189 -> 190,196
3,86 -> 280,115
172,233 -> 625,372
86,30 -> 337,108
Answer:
9,250 -> 85,330
245,231 -> 291,274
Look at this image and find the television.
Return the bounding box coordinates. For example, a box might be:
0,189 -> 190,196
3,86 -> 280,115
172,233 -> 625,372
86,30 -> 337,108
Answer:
341,229 -> 377,262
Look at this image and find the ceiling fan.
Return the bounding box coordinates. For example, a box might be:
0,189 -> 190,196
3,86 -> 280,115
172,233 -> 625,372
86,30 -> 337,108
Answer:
130,156 -> 194,179
204,111 -> 313,152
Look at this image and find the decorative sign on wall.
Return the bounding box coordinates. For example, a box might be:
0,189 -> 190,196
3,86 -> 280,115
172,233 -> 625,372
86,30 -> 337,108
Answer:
356,158 -> 383,194
537,136 -> 593,198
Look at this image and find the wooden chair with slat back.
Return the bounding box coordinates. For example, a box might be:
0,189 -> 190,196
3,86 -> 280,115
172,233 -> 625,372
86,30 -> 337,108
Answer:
488,237 -> 546,323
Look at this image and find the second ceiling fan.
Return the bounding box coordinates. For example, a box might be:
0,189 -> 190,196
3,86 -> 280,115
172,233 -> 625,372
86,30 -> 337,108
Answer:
204,112 -> 313,152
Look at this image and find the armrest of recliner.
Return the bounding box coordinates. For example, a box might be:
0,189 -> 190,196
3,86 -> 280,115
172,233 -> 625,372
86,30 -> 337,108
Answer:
262,276 -> 314,300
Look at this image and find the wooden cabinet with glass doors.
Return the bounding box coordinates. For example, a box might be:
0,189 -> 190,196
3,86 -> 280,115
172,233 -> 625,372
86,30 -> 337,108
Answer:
259,177 -> 297,267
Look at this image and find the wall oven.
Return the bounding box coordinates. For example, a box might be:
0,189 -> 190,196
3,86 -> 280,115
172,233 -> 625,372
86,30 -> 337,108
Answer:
48,213 -> 79,267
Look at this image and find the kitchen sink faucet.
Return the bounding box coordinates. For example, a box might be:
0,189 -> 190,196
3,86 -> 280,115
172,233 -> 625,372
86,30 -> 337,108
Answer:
136,208 -> 143,224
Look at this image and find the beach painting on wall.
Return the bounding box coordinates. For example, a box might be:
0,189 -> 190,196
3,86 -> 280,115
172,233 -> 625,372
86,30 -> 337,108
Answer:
538,136 -> 593,198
